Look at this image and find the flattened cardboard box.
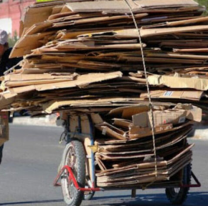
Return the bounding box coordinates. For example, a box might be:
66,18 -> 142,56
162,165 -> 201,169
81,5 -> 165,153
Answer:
140,90 -> 203,101
148,75 -> 208,91
0,112 -> 9,146
129,124 -> 173,139
132,110 -> 187,128
63,0 -> 198,13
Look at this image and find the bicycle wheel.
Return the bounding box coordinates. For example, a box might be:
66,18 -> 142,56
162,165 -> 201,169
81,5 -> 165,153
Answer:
61,140 -> 86,206
166,163 -> 191,205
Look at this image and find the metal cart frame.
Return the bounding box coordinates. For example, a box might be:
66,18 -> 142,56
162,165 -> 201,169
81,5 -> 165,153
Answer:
54,114 -> 201,206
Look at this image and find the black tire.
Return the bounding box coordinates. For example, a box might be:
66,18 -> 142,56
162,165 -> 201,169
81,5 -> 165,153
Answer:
61,140 -> 85,206
166,164 -> 191,205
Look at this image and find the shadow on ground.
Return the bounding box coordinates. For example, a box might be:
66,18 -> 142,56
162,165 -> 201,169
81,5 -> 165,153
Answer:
91,192 -> 208,206
0,192 -> 207,206
0,199 -> 63,205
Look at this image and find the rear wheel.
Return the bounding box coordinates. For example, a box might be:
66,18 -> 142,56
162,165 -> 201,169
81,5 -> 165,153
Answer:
61,140 -> 85,206
166,164 -> 191,205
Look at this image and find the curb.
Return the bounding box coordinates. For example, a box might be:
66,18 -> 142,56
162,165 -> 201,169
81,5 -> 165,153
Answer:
191,124 -> 208,140
11,114 -> 58,127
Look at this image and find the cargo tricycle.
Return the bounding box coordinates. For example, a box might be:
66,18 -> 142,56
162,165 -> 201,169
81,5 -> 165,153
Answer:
54,114 -> 200,206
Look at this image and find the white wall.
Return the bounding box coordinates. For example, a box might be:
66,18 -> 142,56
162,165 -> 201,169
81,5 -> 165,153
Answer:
0,18 -> 12,34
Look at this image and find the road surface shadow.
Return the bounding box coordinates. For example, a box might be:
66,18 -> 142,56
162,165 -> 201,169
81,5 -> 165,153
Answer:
0,192 -> 207,206
0,199 -> 63,205
90,192 -> 208,206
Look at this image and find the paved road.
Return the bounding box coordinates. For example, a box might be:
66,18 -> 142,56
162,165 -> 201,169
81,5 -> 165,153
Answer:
0,125 -> 207,206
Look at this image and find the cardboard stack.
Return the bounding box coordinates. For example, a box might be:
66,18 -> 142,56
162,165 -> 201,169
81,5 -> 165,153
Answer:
1,0 -> 208,114
93,104 -> 199,187
0,0 -> 205,187
65,103 -> 200,187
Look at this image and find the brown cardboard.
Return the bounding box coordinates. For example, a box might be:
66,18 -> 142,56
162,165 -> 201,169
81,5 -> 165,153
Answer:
69,114 -> 91,135
132,107 -> 195,128
62,0 -> 197,14
132,112 -> 149,127
96,144 -> 193,186
24,21 -> 53,36
129,124 -> 173,139
96,145 -> 193,177
150,110 -> 187,127
174,104 -> 202,122
0,0 -> 203,189
108,105 -> 150,118
53,13 -> 148,27
10,31 -> 55,58
133,0 -> 198,8
8,71 -> 122,94
96,125 -> 192,153
148,75 -> 208,91
0,112 -> 9,146
91,113 -> 103,125
96,122 -> 127,140
22,5 -> 54,36
108,103 -> 173,117
82,25 -> 208,39
62,1 -> 130,13
42,97 -> 142,114
104,121 -> 193,144
4,73 -> 78,87
174,48 -> 208,53
140,90 -> 203,101
166,16 -> 208,27
113,118 -> 132,129
145,52 -> 208,60
84,137 -> 93,181
0,92 -> 17,110
96,156 -> 107,171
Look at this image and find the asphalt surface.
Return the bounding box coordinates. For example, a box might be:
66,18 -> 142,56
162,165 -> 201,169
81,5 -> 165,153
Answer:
0,125 -> 207,206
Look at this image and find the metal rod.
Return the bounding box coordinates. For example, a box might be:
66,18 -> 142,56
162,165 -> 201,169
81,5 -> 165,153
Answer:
53,165 -> 101,191
87,114 -> 96,188
78,115 -> 82,134
180,171 -> 201,188
66,115 -> 70,143
131,189 -> 136,198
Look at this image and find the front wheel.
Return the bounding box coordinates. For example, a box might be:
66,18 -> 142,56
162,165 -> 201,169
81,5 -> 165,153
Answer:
61,140 -> 86,206
166,164 -> 191,205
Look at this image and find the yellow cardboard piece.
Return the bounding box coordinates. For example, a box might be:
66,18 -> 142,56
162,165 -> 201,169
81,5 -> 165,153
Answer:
148,75 -> 208,91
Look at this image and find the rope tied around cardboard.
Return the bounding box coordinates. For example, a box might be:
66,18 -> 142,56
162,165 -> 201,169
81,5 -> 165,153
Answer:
124,0 -> 158,184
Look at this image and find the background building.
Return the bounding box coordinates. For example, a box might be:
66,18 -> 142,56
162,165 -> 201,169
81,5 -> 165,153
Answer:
0,0 -> 35,36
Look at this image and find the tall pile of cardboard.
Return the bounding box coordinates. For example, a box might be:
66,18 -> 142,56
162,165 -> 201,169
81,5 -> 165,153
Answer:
0,0 -> 205,187
0,0 -> 208,114
65,101 -> 200,187
91,103 -> 200,187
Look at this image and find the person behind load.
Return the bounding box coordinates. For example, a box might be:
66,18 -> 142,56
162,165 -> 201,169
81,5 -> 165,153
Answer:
0,29 -> 22,164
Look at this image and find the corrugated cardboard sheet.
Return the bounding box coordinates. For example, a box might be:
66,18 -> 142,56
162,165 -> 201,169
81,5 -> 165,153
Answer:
0,112 -> 9,146
0,0 -> 205,188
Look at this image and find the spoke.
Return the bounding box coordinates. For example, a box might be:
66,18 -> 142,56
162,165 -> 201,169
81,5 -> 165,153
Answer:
63,145 -> 78,201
